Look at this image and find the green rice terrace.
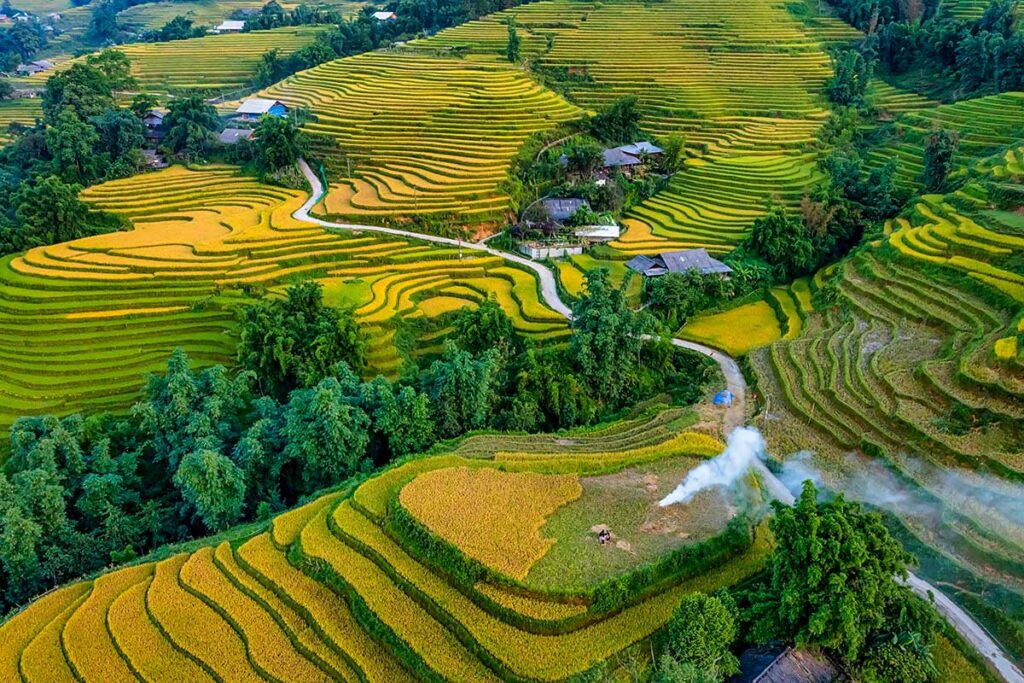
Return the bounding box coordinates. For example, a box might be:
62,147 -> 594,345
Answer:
1,0 -> 1024,680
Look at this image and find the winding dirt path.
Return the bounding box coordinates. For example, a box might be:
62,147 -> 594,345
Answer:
294,160 -> 1023,682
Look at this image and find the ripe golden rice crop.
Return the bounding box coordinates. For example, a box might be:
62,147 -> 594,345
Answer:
107,578 -> 214,682
62,563 -> 152,682
3,582 -> 91,681
180,546 -> 331,682
400,466 -> 582,580
474,582 -> 586,620
147,554 -> 263,682
679,301 -> 783,356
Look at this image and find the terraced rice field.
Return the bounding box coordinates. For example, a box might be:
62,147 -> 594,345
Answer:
264,52 -> 580,223
0,165 -> 566,439
0,414 -> 769,682
750,149 -> 1024,656
0,97 -> 41,144
409,0 -> 860,250
24,26 -> 328,93
117,0 -> 365,31
865,92 -> 1024,190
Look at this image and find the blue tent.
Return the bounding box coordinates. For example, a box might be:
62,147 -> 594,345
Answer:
713,390 -> 734,406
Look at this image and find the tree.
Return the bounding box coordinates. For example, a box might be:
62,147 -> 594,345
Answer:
0,79 -> 14,100
237,281 -> 365,399
657,133 -> 686,174
747,480 -> 915,662
453,296 -> 522,357
423,341 -> 499,438
589,96 -> 642,144
281,375 -> 371,493
361,378 -> 435,458
252,115 -> 307,173
564,141 -> 604,178
173,449 -> 246,532
654,655 -> 718,683
42,62 -> 115,122
744,203 -> 817,281
85,49 -> 135,91
129,93 -> 158,119
826,49 -> 873,106
858,641 -> 934,683
570,269 -> 655,404
921,128 -> 958,192
87,0 -> 121,43
506,16 -> 521,63
91,108 -> 145,179
13,175 -> 89,247
46,109 -> 103,185
646,270 -> 732,330
663,593 -> 740,682
162,94 -> 219,160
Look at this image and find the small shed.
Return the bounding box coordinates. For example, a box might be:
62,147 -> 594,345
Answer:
372,10 -> 397,21
213,19 -> 246,33
143,149 -> 169,169
234,98 -> 288,121
541,197 -> 589,223
218,127 -> 255,145
713,390 -> 734,407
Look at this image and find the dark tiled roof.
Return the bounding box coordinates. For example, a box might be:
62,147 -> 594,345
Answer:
661,248 -> 732,275
602,148 -> 641,167
731,647 -> 837,683
541,198 -> 589,222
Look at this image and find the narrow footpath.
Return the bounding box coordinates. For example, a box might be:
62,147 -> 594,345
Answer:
294,160 -> 1024,683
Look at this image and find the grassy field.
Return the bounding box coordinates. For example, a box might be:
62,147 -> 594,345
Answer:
0,414 -> 769,681
0,164 -> 567,441
263,52 -> 580,224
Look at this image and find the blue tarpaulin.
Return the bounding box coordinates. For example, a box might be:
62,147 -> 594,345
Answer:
713,390 -> 734,406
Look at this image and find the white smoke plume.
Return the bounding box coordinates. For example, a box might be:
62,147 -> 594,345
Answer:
659,426 -> 766,507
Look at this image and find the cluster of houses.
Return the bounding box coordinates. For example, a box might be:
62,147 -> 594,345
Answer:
517,140 -> 664,259
136,97 -> 289,169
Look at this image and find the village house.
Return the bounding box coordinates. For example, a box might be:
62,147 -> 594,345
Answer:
213,19 -> 246,33
218,127 -> 255,145
142,149 -> 169,169
372,10 -> 397,21
541,197 -> 588,223
601,140 -> 663,177
142,109 -> 167,141
728,646 -> 837,683
626,248 -> 732,278
15,59 -> 54,76
233,98 -> 288,121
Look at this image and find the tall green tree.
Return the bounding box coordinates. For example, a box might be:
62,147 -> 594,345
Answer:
589,96 -> 642,144
173,449 -> 247,532
744,203 -> 817,280
921,128 -> 958,192
281,375 -> 371,493
423,341 -> 499,438
506,16 -> 521,63
162,94 -> 219,160
46,109 -> 102,185
13,175 -> 90,247
453,296 -> 522,357
747,481 -> 914,662
91,108 -> 146,179
826,49 -> 873,106
237,281 -> 365,399
570,269 -> 654,403
252,114 -> 307,173
42,62 -> 115,122
663,593 -> 740,682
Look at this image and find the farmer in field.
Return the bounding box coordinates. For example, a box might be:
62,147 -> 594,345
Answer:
598,528 -> 611,545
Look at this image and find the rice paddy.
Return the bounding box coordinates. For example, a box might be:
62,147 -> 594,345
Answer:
0,410 -> 768,683
0,97 -> 41,144
263,52 -> 580,223
0,164 -> 566,440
